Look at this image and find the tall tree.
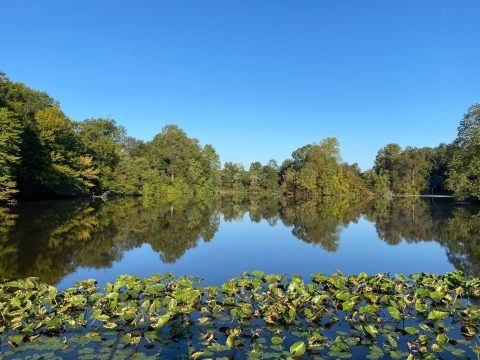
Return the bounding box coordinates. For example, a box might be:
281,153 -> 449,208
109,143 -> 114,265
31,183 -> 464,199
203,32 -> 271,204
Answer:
427,143 -> 450,194
262,160 -> 280,191
374,143 -> 402,190
76,117 -> 126,191
446,104 -> 480,200
148,125 -> 201,183
0,108 -> 22,201
395,146 -> 431,194
32,107 -> 98,195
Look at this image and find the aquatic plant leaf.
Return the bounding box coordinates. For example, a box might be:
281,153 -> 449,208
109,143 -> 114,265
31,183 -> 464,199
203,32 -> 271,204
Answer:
336,293 -> 351,301
388,307 -> 401,320
359,305 -> 377,314
155,315 -> 170,328
437,333 -> 448,345
8,334 -> 24,344
271,337 -> 283,345
415,300 -> 428,312
416,289 -> 430,296
430,291 -> 445,299
364,324 -> 378,337
334,269 -> 345,276
251,271 -> 265,279
289,341 -> 306,356
328,350 -> 352,358
428,310 -> 449,321
342,301 -> 354,312
387,335 -> 397,348
2,271 -> 480,359
404,327 -> 419,335
366,345 -> 384,360
226,335 -> 235,348
167,298 -> 177,311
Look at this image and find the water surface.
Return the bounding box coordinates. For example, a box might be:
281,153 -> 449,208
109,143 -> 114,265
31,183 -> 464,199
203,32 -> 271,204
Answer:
0,196 -> 479,289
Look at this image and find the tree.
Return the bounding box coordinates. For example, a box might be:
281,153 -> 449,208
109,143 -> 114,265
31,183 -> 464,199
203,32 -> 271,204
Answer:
0,108 -> 22,201
291,144 -> 312,170
279,159 -> 295,192
0,72 -> 57,122
427,143 -> 450,194
76,117 -> 126,191
249,162 -> 263,191
122,136 -> 146,159
148,125 -> 201,183
262,160 -> 280,191
311,138 -> 343,195
199,144 -> 221,192
446,104 -> 480,200
394,146 -> 431,194
374,143 -> 401,191
32,107 -> 98,195
349,163 -> 362,177
363,168 -> 390,195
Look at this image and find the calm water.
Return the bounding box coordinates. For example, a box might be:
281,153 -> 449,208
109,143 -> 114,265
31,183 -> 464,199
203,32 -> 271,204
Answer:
1,195 -> 479,289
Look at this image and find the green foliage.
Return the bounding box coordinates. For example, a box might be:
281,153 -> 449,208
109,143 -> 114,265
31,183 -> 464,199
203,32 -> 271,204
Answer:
446,104 -> 480,200
373,144 -> 433,195
33,107 -> 98,195
277,138 -> 368,196
1,271 -> 480,359
0,108 -> 22,201
428,143 -> 450,193
362,168 -> 390,195
145,125 -> 221,195
221,162 -> 247,191
1,73 -> 224,200
1,71 -> 478,199
76,117 -> 126,191
0,73 -> 100,198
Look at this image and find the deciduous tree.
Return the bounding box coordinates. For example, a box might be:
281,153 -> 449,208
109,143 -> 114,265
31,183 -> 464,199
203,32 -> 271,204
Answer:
446,104 -> 480,200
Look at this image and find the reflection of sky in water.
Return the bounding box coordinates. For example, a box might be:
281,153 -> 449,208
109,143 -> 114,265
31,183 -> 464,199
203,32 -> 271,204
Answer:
58,214 -> 455,290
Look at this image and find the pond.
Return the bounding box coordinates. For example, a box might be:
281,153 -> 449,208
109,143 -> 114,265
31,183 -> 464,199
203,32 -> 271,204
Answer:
1,195 -> 479,289
2,195 -> 480,359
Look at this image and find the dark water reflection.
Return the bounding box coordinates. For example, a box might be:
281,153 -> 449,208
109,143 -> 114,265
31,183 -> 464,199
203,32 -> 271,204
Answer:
0,196 -> 479,287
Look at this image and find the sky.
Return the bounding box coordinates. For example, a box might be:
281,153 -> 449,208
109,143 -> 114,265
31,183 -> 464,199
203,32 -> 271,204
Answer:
2,1 -> 479,171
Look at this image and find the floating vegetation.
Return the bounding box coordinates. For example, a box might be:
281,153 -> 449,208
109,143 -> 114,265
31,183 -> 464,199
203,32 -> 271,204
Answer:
1,271 -> 480,359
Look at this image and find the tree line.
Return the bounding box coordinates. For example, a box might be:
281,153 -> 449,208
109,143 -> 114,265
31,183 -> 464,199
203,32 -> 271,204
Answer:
1,72 -> 479,201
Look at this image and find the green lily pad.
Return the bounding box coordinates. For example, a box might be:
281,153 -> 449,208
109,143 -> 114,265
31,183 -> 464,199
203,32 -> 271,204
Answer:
428,310 -> 449,321
290,341 -> 306,356
404,326 -> 419,335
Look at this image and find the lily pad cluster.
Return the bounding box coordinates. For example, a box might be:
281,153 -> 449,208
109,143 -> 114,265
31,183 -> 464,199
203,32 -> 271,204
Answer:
1,270 -> 480,359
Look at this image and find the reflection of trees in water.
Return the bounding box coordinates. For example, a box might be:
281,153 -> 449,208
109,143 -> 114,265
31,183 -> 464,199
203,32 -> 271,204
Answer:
220,196 -> 281,225
279,197 -> 368,252
141,199 -> 221,264
0,196 -> 221,285
0,207 -> 18,281
2,195 -> 480,285
364,197 -> 480,276
440,208 -> 480,277
364,198 -> 446,246
0,200 -> 134,284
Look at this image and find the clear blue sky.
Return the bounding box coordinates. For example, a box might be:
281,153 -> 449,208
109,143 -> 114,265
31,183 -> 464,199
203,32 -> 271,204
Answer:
2,1 -> 479,171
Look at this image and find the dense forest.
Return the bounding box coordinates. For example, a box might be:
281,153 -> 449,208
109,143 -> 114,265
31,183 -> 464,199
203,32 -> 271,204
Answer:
1,72 -> 479,202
